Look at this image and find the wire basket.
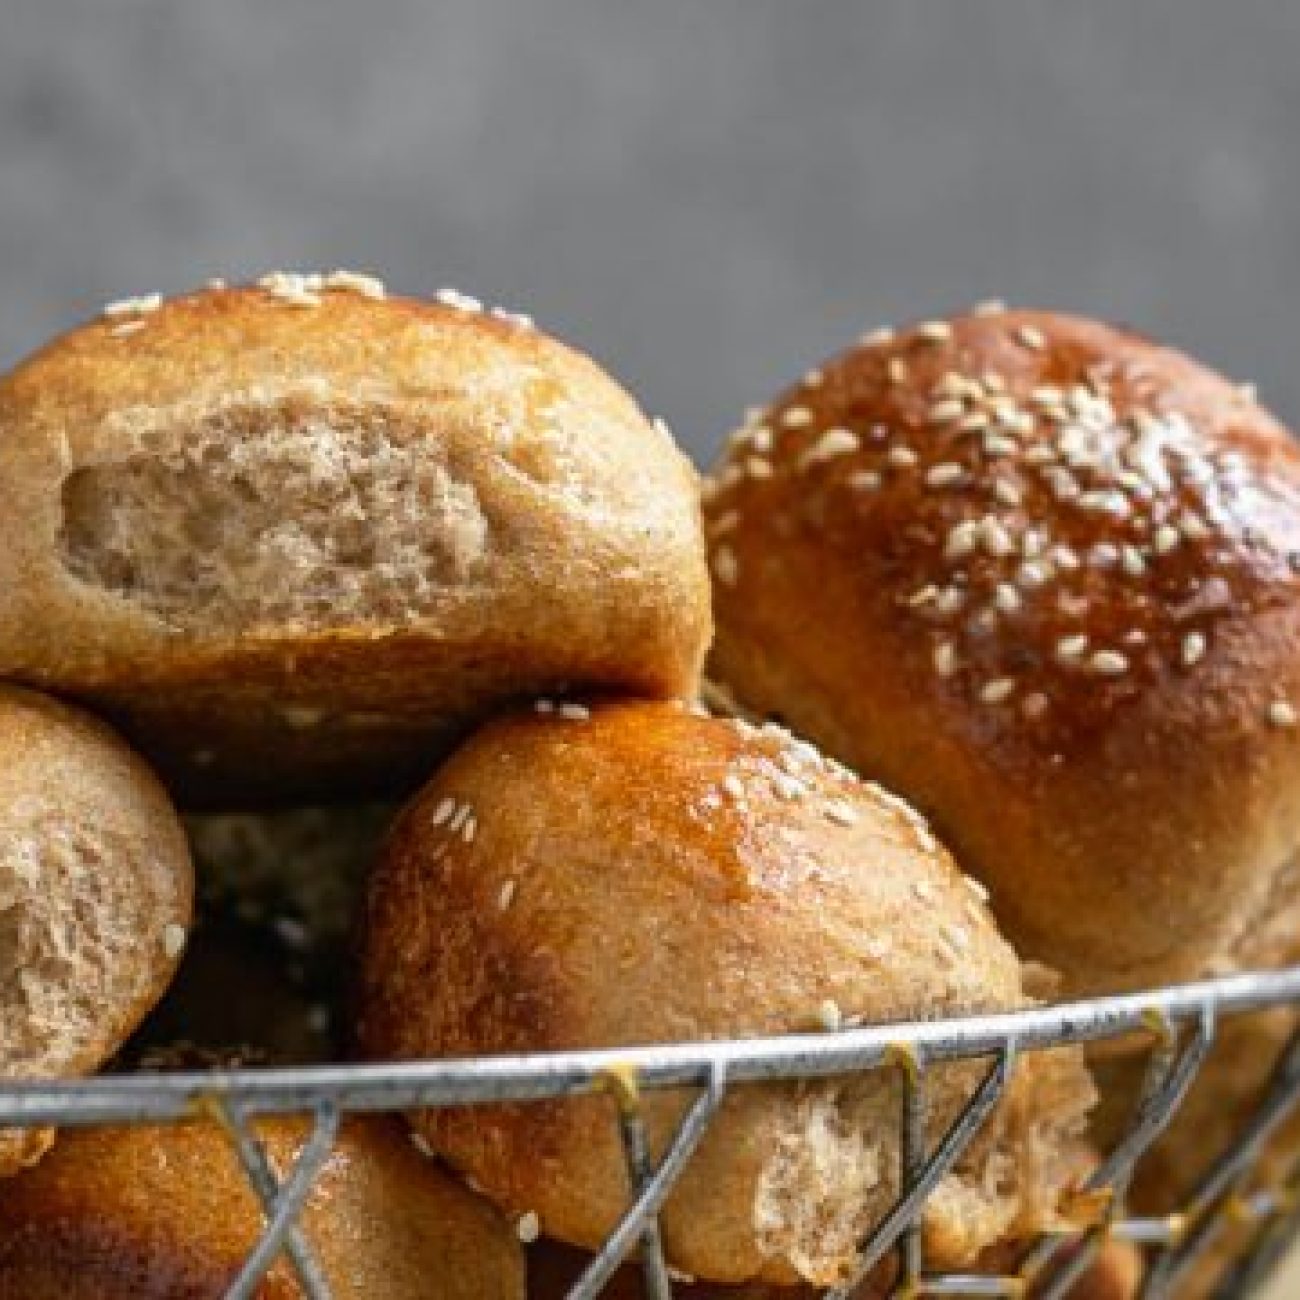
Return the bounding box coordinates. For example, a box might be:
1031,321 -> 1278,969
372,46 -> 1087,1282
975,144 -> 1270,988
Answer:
4,968 -> 1300,1300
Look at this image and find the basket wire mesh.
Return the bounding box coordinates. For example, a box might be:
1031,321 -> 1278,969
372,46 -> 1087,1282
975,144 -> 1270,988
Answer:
4,967 -> 1300,1299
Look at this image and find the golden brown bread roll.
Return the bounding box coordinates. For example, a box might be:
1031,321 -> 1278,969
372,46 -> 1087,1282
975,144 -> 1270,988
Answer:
356,699 -> 1096,1287
0,684 -> 192,1176
0,276 -> 710,806
704,307 -> 1300,996
0,1114 -> 524,1298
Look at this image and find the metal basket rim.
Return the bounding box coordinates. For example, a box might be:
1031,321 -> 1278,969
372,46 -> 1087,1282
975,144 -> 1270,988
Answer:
4,965 -> 1300,1128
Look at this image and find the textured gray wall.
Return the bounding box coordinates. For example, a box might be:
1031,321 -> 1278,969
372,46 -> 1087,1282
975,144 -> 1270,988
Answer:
2,1 -> 1298,462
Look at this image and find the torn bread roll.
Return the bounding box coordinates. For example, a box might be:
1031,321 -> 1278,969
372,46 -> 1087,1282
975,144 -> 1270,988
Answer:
0,684 -> 192,1177
705,308 -> 1300,996
356,700 -> 1095,1287
0,1114 -> 524,1298
0,278 -> 710,806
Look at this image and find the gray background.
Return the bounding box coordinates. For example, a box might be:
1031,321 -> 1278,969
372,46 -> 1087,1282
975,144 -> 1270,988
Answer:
2,1 -> 1298,463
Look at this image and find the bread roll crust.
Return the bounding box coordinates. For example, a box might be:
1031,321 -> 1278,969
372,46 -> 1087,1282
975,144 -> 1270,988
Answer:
0,685 -> 191,1176
357,700 -> 1094,1286
0,284 -> 709,805
706,309 -> 1300,993
0,1115 -> 524,1299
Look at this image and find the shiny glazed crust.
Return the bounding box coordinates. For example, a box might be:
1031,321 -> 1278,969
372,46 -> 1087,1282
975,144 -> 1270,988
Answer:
356,700 -> 1095,1286
0,1115 -> 524,1299
706,308 -> 1300,994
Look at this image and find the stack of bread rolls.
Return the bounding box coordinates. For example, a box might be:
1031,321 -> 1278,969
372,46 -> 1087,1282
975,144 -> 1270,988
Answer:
0,277 -> 1293,1296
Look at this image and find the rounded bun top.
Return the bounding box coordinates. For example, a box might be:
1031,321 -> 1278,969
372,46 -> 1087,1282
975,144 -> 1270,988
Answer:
706,307 -> 1300,992
0,276 -> 710,804
359,697 -> 1026,1054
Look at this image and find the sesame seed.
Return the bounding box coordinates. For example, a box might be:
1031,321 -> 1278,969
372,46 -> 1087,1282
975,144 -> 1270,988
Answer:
534,699 -> 556,714
887,357 -> 909,385
800,427 -> 860,468
888,445 -> 918,468
1182,632 -> 1206,666
909,585 -> 938,606
103,293 -> 163,317
981,678 -> 1015,704
928,399 -> 966,425
1089,650 -> 1129,677
206,277 -> 227,290
1154,525 -> 1181,554
722,773 -> 745,801
1122,546 -> 1147,576
431,797 -> 457,826
825,801 -> 859,827
994,583 -> 1021,613
450,803 -> 472,834
713,546 -> 739,587
1016,325 -> 1047,351
109,319 -> 147,338
933,643 -> 958,677
1017,562 -> 1048,589
162,924 -> 187,959
410,1131 -> 434,1158
745,457 -> 772,479
435,287 -> 483,312
259,272 -> 324,305
944,521 -> 979,560
1269,700 -> 1298,729
1056,635 -> 1089,662
710,510 -> 740,536
803,368 -> 825,388
992,479 -> 1021,507
984,435 -> 1019,459
498,879 -> 517,910
558,703 -> 590,721
781,406 -> 815,429
817,999 -> 844,1031
935,586 -> 966,615
850,470 -> 882,492
917,320 -> 953,343
860,326 -> 895,347
956,409 -> 991,433
517,1212 -> 541,1243
973,298 -> 1007,316
978,516 -> 1015,556
323,269 -> 386,299
926,462 -> 966,488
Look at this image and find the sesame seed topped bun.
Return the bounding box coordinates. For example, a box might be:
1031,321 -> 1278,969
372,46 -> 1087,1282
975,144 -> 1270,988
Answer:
356,699 -> 1095,1287
0,275 -> 710,806
705,306 -> 1300,995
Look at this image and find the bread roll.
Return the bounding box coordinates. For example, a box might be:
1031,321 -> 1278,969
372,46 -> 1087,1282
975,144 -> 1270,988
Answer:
0,684 -> 192,1176
704,308 -> 1300,995
356,699 -> 1095,1286
0,1114 -> 524,1298
0,276 -> 710,806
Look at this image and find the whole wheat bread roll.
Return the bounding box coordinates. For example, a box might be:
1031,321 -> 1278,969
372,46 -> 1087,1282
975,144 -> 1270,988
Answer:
0,1114 -> 524,1298
704,307 -> 1300,996
0,276 -> 709,806
0,684 -> 192,1177
356,700 -> 1095,1287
